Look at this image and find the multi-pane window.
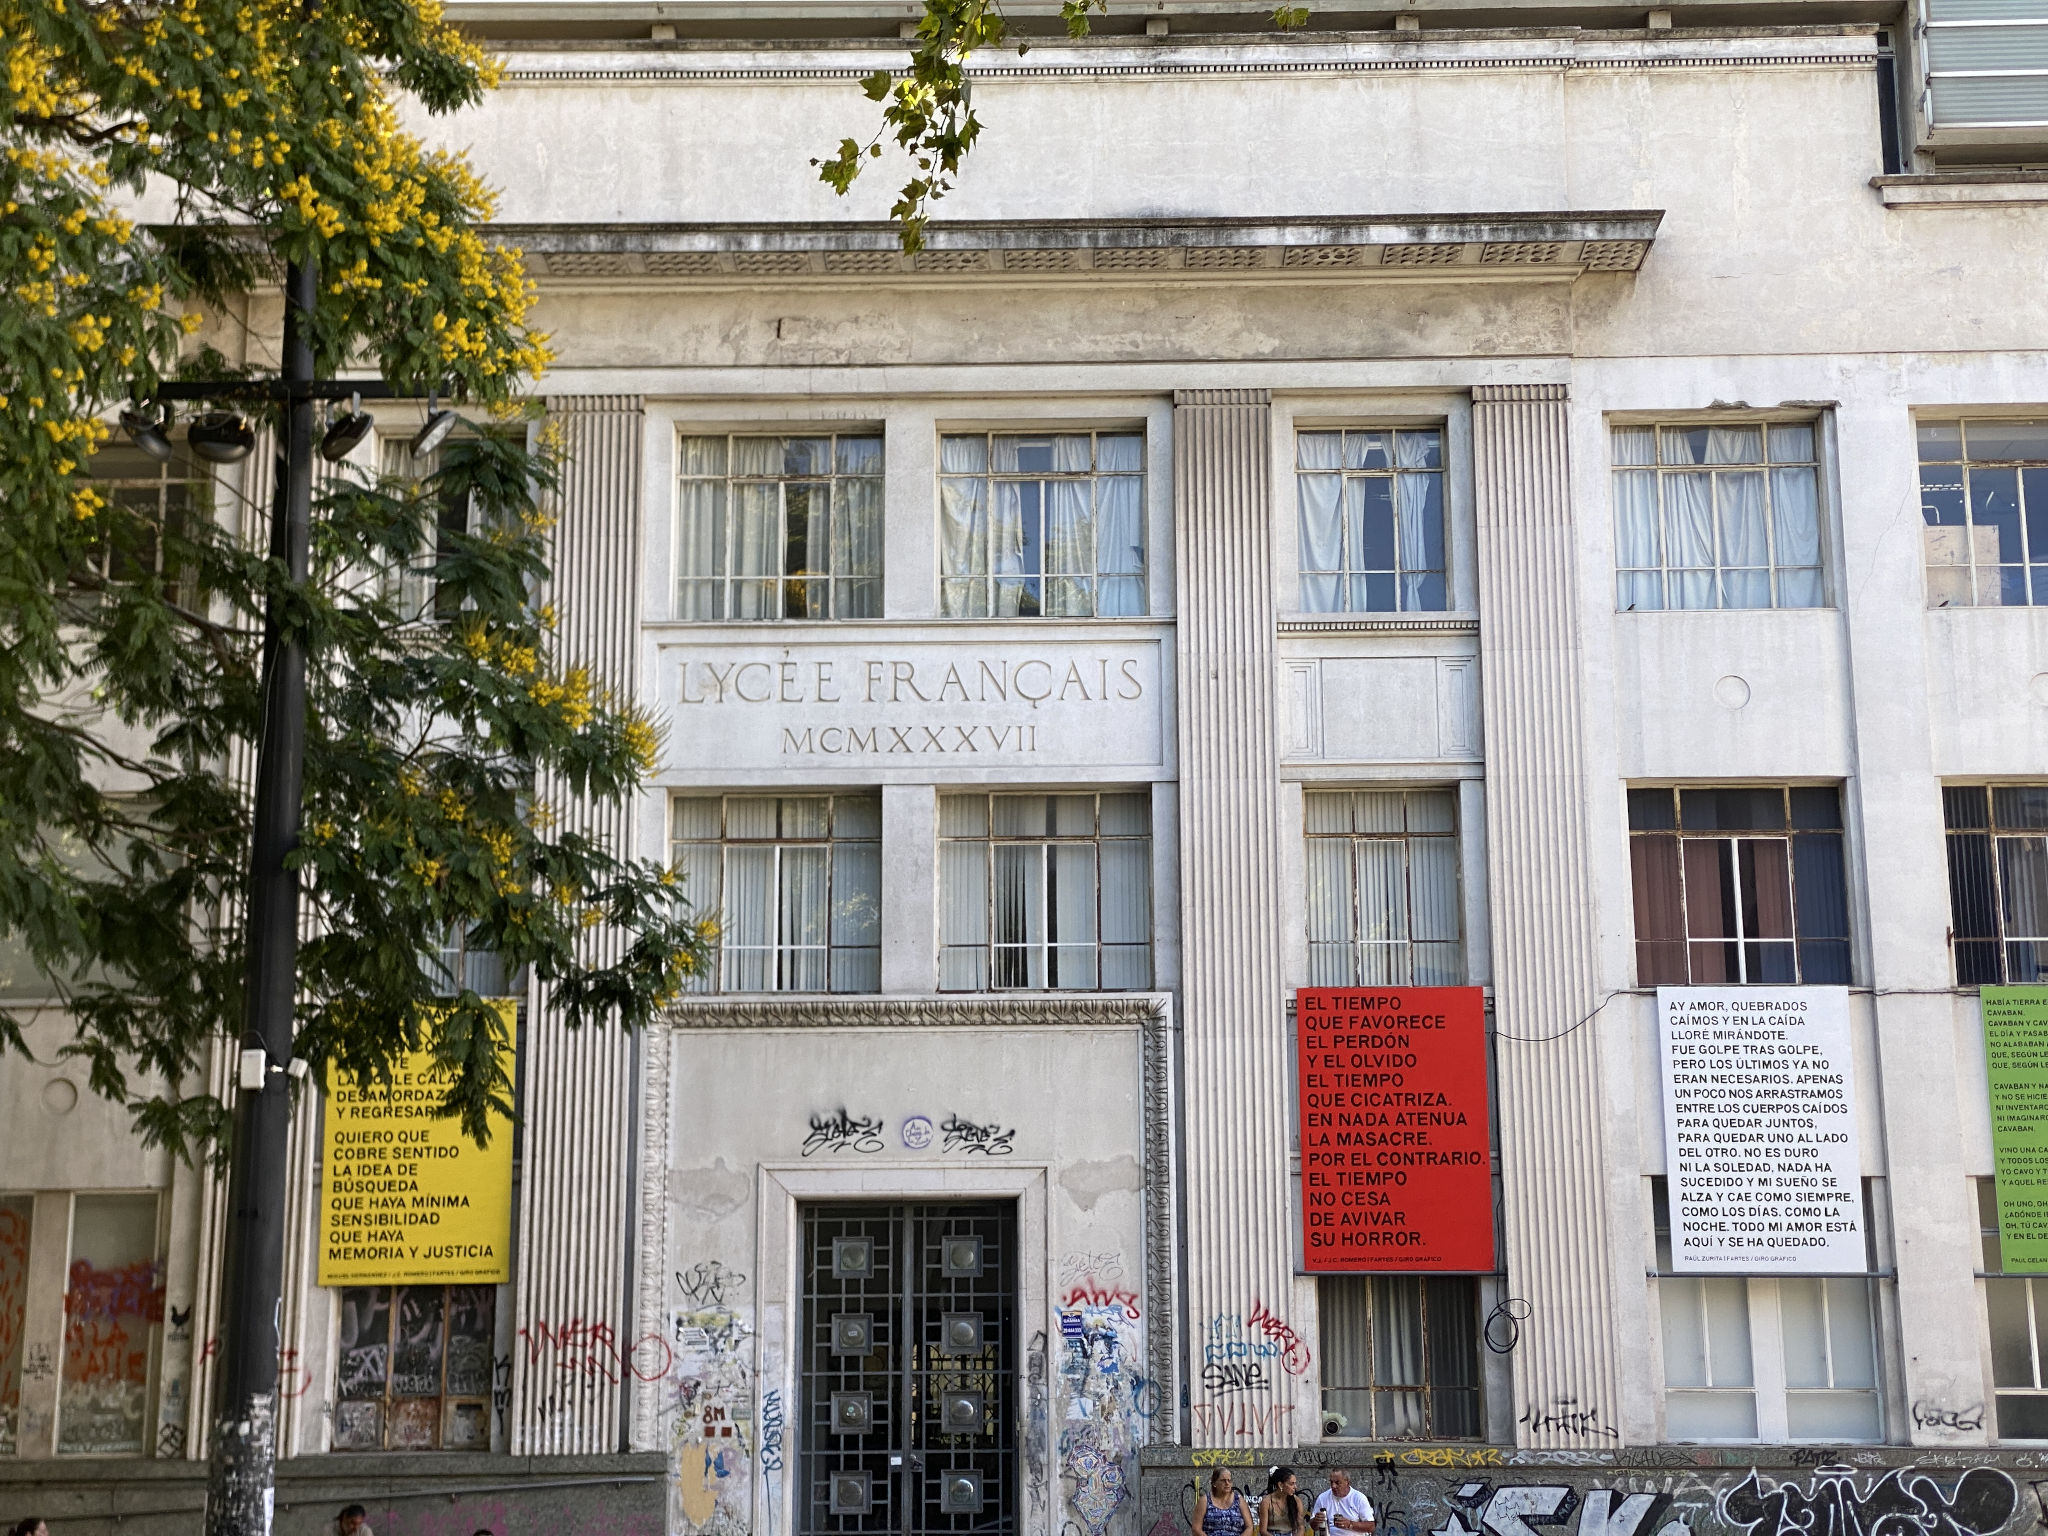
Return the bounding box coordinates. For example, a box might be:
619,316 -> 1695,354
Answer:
1944,786 -> 2048,985
938,432 -> 1145,618
1318,1276 -> 1480,1440
1980,1178 -> 2048,1439
675,434 -> 883,620
57,1193 -> 163,1456
938,792 -> 1151,991
82,443 -> 203,604
333,1284 -> 495,1450
381,439 -> 469,623
670,795 -> 881,993
1304,790 -> 1461,986
1653,1180 -> 1882,1443
1296,429 -> 1447,613
1919,420 -> 2048,608
1628,786 -> 1851,986
1613,422 -> 1824,611
428,925 -> 511,999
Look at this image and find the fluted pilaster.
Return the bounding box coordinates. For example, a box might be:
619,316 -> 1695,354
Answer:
511,396 -> 647,1454
1171,389 -> 1296,1448
1470,384 -> 1619,1447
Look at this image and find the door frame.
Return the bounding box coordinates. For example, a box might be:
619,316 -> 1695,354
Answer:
760,1165 -> 1052,1536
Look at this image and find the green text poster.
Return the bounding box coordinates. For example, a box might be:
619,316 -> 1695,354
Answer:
1986,986 -> 2048,1269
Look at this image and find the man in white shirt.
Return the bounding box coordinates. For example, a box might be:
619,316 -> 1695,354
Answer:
1311,1468 -> 1377,1535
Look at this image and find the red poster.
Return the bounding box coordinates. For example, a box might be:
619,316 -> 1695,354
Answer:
1297,986 -> 1494,1272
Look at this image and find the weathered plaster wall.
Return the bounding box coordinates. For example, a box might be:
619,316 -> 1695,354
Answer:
637,1018 -> 1157,1536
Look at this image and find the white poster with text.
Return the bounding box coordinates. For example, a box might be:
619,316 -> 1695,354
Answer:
1659,986 -> 1862,1272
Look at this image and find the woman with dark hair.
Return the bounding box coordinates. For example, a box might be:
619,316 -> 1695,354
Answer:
11,1518 -> 49,1536
1195,1466 -> 1253,1536
1258,1467 -> 1308,1536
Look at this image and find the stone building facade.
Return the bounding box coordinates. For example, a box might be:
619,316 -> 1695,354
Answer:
7,0 -> 2048,1532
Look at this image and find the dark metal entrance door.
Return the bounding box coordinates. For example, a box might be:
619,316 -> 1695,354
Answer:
798,1202 -> 1018,1536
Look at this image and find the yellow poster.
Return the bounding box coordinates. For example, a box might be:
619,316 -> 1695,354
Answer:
317,1005 -> 516,1286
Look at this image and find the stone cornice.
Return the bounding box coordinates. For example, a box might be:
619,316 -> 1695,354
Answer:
503,211 -> 1663,282
660,992 -> 1171,1029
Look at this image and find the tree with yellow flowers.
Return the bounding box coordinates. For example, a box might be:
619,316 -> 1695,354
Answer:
3,3 -> 710,1526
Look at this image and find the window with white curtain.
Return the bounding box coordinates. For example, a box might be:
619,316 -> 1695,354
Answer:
1612,421 -> 1825,611
937,432 -> 1145,618
1304,790 -> 1462,987
1318,1276 -> 1481,1440
1296,428 -> 1447,612
427,924 -> 511,999
669,794 -> 881,992
674,434 -> 882,620
1919,420 -> 2048,608
938,792 -> 1150,991
1652,1178 -> 1883,1443
1979,1178 -> 2048,1440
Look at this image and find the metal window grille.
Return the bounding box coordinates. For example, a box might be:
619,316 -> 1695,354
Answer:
671,794 -> 882,993
675,434 -> 883,620
1920,421 -> 2048,608
1612,421 -> 1826,611
1303,789 -> 1462,986
938,432 -> 1146,618
1317,1275 -> 1480,1440
937,792 -> 1151,992
798,1202 -> 1017,1536
1626,786 -> 1851,986
333,1284 -> 496,1451
1295,429 -> 1448,613
1943,785 -> 2048,984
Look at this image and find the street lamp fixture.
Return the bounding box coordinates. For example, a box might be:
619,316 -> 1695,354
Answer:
319,394 -> 376,462
187,410 -> 256,464
120,405 -> 174,462
411,394 -> 458,458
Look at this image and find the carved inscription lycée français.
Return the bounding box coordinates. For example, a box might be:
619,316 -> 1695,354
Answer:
678,656 -> 1144,708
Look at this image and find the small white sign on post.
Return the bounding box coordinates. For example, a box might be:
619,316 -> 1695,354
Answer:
1658,986 -> 1863,1272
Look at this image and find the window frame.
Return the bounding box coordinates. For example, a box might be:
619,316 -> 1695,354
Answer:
1650,1177 -> 1888,1445
1302,787 -> 1464,987
669,792 -> 883,995
1293,426 -> 1450,615
937,790 -> 1153,993
672,430 -> 885,622
1975,1177 -> 2048,1441
1919,419 -> 2048,608
1317,1273 -> 1483,1441
1610,416 -> 1829,613
1943,784 -> 2048,985
1626,784 -> 1854,987
331,1282 -> 497,1452
80,440 -> 207,607
936,429 -> 1148,619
